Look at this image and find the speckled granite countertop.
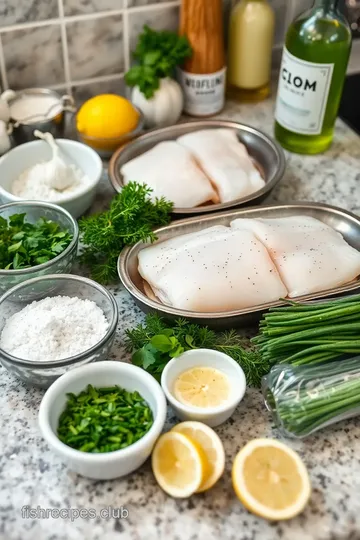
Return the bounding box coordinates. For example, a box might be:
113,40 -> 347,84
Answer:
1,97 -> 360,540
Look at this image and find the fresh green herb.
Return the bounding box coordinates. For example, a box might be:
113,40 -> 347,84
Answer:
79,182 -> 173,284
0,213 -> 72,270
125,314 -> 267,387
263,357 -> 360,437
254,294 -> 360,367
125,25 -> 192,99
57,384 -> 153,453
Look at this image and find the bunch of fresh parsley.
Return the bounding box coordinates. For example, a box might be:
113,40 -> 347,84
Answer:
79,182 -> 173,284
125,25 -> 192,99
0,213 -> 72,270
125,314 -> 268,388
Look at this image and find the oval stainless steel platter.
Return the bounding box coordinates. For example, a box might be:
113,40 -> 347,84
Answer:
118,203 -> 360,329
109,120 -> 286,217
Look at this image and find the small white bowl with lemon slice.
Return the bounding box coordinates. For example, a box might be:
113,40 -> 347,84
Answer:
161,349 -> 246,427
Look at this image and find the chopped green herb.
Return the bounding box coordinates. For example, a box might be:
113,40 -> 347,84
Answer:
57,384 -> 153,453
0,213 -> 72,270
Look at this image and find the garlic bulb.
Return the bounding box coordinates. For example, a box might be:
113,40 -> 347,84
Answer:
131,77 -> 183,129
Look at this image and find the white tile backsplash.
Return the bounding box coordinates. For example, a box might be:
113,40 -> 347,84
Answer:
0,0 -> 358,96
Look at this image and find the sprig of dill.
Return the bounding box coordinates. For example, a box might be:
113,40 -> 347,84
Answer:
125,314 -> 268,387
79,182 -> 173,284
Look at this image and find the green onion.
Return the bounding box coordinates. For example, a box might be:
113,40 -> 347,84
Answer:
262,357 -> 360,437
57,384 -> 153,453
253,294 -> 360,366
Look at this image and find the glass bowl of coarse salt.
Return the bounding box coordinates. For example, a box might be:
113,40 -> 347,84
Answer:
0,274 -> 119,387
0,201 -> 79,296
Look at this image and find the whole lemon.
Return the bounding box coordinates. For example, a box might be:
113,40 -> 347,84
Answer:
76,94 -> 139,140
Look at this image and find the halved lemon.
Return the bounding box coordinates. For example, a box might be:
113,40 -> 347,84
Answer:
172,421 -> 225,492
232,438 -> 311,521
151,432 -> 208,498
173,367 -> 230,408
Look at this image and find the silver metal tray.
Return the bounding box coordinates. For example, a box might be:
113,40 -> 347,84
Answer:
109,120 -> 286,217
118,203 -> 360,329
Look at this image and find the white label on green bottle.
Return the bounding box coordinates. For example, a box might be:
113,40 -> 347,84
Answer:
275,48 -> 334,135
177,67 -> 226,116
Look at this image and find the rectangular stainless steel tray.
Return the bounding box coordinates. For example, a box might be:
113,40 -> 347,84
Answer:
118,203 -> 360,329
109,120 -> 286,218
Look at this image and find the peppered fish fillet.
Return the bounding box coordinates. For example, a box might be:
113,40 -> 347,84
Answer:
138,226 -> 287,312
138,225 -> 228,286
177,128 -> 265,203
231,216 -> 360,297
120,141 -> 219,208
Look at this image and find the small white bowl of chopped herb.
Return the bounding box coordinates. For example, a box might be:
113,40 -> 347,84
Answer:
38,360 -> 167,479
0,200 -> 78,294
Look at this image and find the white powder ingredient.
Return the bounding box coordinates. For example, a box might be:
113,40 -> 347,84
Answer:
12,162 -> 90,202
0,296 -> 109,361
9,94 -> 63,124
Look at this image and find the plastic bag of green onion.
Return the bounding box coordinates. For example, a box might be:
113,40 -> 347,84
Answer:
262,357 -> 360,438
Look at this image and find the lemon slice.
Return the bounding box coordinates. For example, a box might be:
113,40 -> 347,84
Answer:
173,367 -> 230,408
232,438 -> 311,521
151,432 -> 208,498
172,421 -> 225,492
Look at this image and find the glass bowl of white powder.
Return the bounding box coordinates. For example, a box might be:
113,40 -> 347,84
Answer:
0,274 -> 118,387
0,201 -> 79,296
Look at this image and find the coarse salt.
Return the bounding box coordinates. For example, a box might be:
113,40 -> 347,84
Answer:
0,296 -> 109,361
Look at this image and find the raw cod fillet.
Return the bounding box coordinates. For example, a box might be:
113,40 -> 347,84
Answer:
138,225 -> 228,285
120,141 -> 219,208
138,226 -> 287,312
231,216 -> 360,297
177,128 -> 265,203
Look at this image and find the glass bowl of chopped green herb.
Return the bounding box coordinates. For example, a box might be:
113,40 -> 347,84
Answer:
0,201 -> 78,295
38,360 -> 167,479
0,274 -> 118,387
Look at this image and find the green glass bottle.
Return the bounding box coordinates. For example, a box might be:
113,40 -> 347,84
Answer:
274,0 -> 351,154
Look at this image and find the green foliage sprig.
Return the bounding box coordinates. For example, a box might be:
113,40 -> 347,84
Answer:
125,314 -> 268,387
125,25 -> 192,99
79,182 -> 173,284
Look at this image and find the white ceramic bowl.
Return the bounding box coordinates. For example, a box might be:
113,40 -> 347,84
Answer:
0,139 -> 103,218
38,361 -> 167,479
161,349 -> 246,428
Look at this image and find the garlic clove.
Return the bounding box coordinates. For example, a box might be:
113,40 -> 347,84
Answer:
34,130 -> 78,191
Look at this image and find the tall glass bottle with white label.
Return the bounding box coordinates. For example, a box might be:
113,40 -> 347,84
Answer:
179,0 -> 226,117
274,0 -> 351,154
